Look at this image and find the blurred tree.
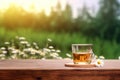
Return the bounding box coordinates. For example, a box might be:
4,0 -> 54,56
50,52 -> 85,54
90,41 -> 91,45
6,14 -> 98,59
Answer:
55,1 -> 64,32
3,3 -> 37,29
62,3 -> 73,32
63,3 -> 72,21
96,0 -> 120,41
3,4 -> 21,29
56,1 -> 62,16
0,10 -> 3,26
45,1 -> 73,32
36,10 -> 47,30
49,7 -> 58,31
74,3 -> 93,34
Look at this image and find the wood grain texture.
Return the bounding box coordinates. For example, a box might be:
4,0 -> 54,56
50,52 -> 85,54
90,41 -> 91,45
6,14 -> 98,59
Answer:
0,59 -> 119,80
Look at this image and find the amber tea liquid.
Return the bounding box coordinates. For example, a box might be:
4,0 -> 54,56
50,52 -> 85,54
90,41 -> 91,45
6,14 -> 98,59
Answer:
73,52 -> 91,64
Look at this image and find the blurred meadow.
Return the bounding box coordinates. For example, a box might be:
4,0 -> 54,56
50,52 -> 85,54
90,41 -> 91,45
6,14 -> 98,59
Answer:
0,0 -> 120,59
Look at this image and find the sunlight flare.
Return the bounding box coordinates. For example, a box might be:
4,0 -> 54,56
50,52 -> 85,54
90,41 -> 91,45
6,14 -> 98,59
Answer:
0,0 -> 66,15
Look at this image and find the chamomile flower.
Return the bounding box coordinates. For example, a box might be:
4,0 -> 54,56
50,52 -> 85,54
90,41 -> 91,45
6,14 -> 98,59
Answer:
4,42 -> 10,45
33,42 -> 37,46
99,56 -> 105,60
50,53 -> 59,58
11,50 -> 19,54
26,44 -> 31,47
95,59 -> 104,67
51,49 -> 55,52
56,50 -> 61,53
49,46 -> 53,49
40,52 -> 45,56
48,38 -> 52,42
66,53 -> 72,58
8,47 -> 14,51
19,37 -> 26,41
43,48 -> 51,53
0,37 -> 62,59
11,54 -> 17,59
2,51 -> 7,54
1,47 -> 6,50
20,41 -> 28,45
0,54 -> 5,57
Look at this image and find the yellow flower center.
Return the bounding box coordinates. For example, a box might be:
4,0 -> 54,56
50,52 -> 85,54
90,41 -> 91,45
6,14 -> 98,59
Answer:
97,61 -> 101,64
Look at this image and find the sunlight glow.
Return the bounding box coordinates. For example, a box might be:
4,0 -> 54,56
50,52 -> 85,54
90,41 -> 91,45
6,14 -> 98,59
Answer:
0,0 -> 98,17
0,0 -> 66,15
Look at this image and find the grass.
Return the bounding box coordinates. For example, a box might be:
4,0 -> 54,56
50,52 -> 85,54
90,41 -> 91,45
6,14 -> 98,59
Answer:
0,27 -> 120,59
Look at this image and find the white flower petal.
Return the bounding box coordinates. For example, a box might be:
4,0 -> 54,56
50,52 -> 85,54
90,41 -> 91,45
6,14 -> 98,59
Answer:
66,53 -> 71,57
1,47 -> 6,50
95,59 -> 104,67
19,37 -> 26,40
2,51 -> 7,54
12,50 -> 19,54
4,42 -> 10,45
0,54 -> 5,57
56,50 -> 61,53
33,42 -> 37,45
51,49 -> 55,52
99,56 -> 105,59
49,46 -> 53,49
50,53 -> 59,58
40,52 -> 45,56
48,38 -> 52,42
20,41 -> 28,44
43,48 -> 51,52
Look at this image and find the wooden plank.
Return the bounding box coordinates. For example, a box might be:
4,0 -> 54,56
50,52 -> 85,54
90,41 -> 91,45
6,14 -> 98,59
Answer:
0,60 -> 119,80
0,70 -> 119,80
0,59 -> 119,70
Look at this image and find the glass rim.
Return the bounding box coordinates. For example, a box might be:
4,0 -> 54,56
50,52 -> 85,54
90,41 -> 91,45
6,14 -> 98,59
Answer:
72,44 -> 93,46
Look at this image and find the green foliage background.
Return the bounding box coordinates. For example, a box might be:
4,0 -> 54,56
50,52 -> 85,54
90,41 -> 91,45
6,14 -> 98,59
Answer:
0,0 -> 120,59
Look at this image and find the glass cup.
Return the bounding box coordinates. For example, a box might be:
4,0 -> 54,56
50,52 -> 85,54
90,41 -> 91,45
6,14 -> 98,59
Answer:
72,44 -> 94,64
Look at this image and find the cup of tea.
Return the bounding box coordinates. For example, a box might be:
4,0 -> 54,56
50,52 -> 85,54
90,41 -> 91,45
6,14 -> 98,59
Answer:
72,44 -> 94,64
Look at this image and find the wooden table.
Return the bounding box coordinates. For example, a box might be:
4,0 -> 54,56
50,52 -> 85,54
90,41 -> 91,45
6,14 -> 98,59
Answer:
0,59 -> 119,80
